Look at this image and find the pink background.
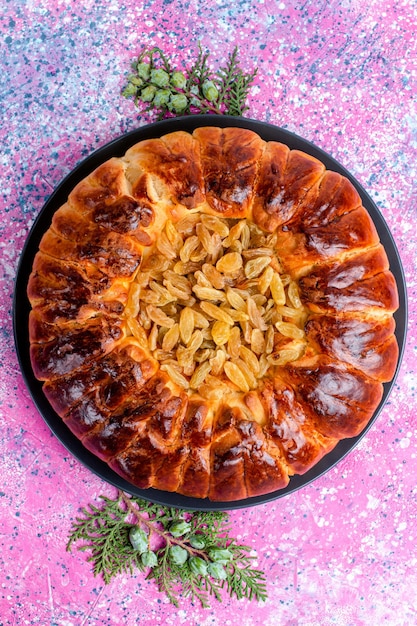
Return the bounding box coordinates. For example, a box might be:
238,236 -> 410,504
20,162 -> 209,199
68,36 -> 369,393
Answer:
1,1 -> 416,624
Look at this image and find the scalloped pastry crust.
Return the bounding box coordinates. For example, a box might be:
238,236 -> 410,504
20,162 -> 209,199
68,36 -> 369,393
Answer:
27,127 -> 399,501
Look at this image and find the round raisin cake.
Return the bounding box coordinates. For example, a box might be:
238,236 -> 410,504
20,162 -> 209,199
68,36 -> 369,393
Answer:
27,127 -> 399,501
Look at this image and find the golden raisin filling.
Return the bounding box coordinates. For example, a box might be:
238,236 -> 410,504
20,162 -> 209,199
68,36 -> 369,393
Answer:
124,213 -> 308,395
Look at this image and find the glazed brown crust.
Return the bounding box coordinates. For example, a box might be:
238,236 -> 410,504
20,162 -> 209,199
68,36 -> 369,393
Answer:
194,127 -> 265,217
275,206 -> 380,274
252,143 -> 326,232
305,316 -> 399,382
295,170 -> 362,229
43,342 -> 158,416
125,131 -> 206,210
27,127 -> 400,501
260,378 -> 338,474
299,246 -> 399,314
277,357 -> 384,439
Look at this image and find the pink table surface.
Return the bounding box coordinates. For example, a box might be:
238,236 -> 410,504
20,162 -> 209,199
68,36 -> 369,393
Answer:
1,1 -> 416,624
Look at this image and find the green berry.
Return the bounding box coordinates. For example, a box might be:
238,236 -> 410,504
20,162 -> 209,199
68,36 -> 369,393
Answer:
129,527 -> 148,553
153,89 -> 171,107
140,85 -> 157,102
189,535 -> 205,550
168,93 -> 188,113
170,71 -> 187,89
169,521 -> 192,538
207,547 -> 233,564
150,68 -> 170,87
141,550 -> 158,568
169,545 -> 188,566
189,556 -> 208,577
137,62 -> 151,80
207,561 -> 227,580
202,80 -> 219,102
129,76 -> 144,87
122,83 -> 138,98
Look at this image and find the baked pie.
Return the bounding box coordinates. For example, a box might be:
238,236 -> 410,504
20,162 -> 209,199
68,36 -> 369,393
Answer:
27,126 -> 399,501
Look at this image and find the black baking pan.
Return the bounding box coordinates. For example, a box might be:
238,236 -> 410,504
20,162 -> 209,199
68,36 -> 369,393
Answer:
13,115 -> 408,510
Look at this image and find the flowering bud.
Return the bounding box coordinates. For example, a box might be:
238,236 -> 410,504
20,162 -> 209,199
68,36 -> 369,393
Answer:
140,85 -> 157,102
169,545 -> 188,566
153,89 -> 171,107
150,68 -> 170,87
137,62 -> 151,80
129,527 -> 148,553
202,80 -> 219,102
168,93 -> 188,113
207,547 -> 233,563
189,557 -> 208,577
169,520 -> 192,537
188,85 -> 201,107
141,550 -> 158,568
170,71 -> 187,89
207,561 -> 227,580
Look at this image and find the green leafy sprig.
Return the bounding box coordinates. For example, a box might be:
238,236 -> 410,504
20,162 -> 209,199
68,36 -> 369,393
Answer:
67,490 -> 267,608
122,44 -> 257,119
